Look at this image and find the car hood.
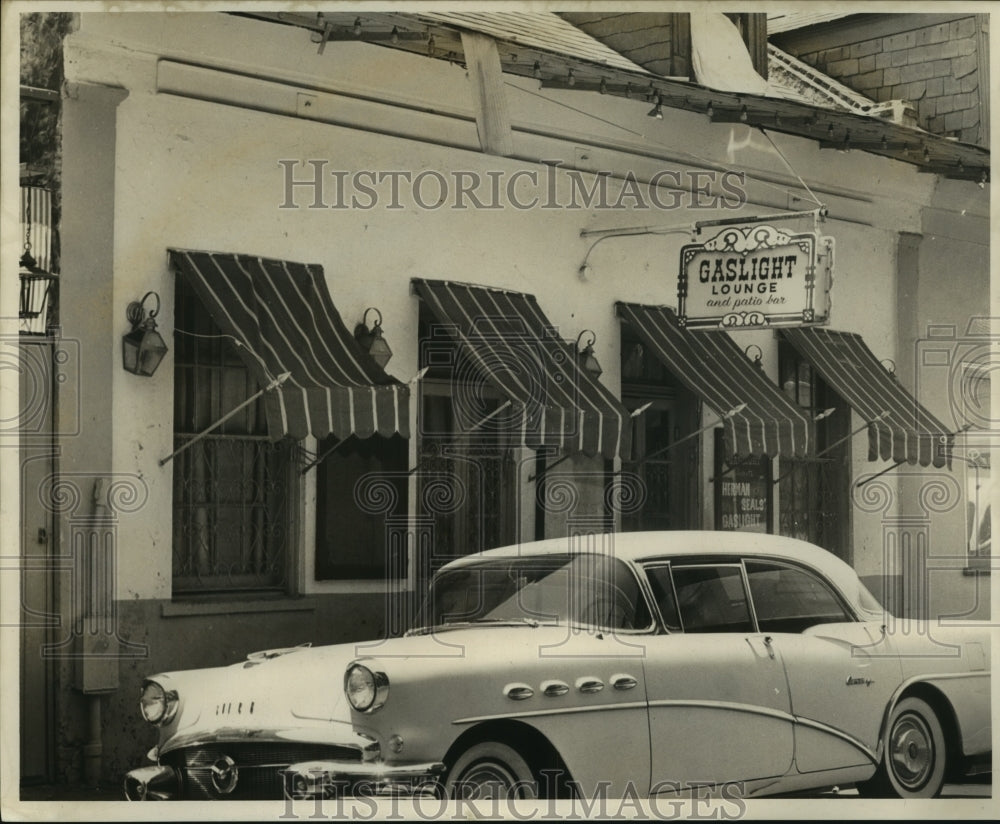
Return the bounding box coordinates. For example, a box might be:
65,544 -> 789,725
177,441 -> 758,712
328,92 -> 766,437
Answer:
149,641 -> 366,754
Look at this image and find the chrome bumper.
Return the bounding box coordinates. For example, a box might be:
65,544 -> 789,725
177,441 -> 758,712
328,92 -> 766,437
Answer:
124,764 -> 181,801
283,759 -> 446,799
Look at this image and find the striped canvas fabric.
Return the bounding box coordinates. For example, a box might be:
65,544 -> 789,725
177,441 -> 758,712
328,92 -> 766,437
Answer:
413,278 -> 631,461
782,327 -> 953,467
170,250 -> 409,441
617,301 -> 811,459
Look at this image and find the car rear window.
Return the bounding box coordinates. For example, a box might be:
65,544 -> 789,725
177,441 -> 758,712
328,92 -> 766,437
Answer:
744,561 -> 852,632
670,565 -> 754,633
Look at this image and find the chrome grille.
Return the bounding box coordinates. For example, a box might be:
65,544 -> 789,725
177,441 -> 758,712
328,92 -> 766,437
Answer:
167,743 -> 362,800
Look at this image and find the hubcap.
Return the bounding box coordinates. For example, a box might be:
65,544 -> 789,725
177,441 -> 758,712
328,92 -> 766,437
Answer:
889,712 -> 934,790
454,760 -> 523,800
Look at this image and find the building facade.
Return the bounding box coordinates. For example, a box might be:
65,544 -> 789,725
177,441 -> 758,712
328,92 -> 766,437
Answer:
12,11 -> 990,787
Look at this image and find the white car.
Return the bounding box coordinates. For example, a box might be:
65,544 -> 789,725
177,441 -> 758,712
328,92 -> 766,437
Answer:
125,531 -> 991,801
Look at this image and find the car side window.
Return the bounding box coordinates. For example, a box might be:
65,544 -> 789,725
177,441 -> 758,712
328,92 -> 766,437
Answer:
745,561 -> 852,633
670,565 -> 754,633
643,565 -> 682,632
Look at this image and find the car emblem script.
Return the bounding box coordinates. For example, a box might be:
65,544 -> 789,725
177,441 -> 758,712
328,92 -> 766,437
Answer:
210,755 -> 239,794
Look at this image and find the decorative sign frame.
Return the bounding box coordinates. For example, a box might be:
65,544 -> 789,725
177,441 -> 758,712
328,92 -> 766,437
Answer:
678,224 -> 833,330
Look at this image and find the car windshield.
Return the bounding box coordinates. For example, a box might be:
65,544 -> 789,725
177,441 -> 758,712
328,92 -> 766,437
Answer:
411,553 -> 651,632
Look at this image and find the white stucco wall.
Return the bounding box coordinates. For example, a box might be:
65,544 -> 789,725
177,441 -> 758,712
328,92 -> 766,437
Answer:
61,12 -> 984,604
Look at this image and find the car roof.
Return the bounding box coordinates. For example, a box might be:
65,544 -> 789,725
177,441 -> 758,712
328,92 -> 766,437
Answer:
439,531 -> 868,607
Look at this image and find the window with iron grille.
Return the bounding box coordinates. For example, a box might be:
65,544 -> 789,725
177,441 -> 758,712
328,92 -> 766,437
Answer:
172,278 -> 292,595
620,332 -> 701,532
777,339 -> 851,561
314,433 -> 408,580
416,309 -> 516,569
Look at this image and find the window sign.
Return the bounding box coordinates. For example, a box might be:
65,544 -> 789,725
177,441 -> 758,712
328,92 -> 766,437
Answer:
714,429 -> 772,533
678,224 -> 833,330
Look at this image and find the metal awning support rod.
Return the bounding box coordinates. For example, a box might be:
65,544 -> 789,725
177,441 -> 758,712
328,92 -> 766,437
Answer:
710,457 -> 761,484
645,403 -> 747,467
533,403 -> 652,483
527,452 -> 571,483
159,372 -> 291,467
773,411 -> 888,485
302,368 -> 427,475
300,433 -> 356,476
579,222 -> 694,239
405,400 -> 512,475
854,457 -> 906,488
694,207 -> 826,234
467,400 -> 511,432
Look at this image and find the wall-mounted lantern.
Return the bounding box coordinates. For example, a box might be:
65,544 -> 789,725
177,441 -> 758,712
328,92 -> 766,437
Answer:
576,329 -> 603,379
122,291 -> 168,377
19,251 -> 57,336
19,188 -> 57,335
355,307 -> 393,369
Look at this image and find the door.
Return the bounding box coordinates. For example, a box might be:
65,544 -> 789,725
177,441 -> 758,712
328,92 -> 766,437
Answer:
743,560 -> 902,773
621,398 -> 698,532
642,563 -> 794,790
18,340 -> 55,782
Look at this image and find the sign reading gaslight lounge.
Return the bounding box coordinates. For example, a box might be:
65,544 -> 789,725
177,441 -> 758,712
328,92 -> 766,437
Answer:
678,224 -> 833,330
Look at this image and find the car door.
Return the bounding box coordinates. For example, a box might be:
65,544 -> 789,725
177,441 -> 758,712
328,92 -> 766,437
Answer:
641,561 -> 795,792
743,559 -> 903,774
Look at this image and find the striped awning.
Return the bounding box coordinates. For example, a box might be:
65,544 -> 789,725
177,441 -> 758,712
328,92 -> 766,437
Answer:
617,302 -> 811,458
413,279 -> 631,461
782,327 -> 952,467
170,250 -> 408,441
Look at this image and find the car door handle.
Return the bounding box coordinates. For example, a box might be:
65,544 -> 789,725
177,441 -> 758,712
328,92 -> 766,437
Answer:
610,674 -> 638,691
763,636 -> 775,659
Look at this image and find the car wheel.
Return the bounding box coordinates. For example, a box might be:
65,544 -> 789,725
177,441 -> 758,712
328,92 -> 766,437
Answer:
863,696 -> 948,798
444,742 -> 538,800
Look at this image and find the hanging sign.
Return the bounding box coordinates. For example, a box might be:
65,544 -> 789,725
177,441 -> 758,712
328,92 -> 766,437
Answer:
678,224 -> 833,330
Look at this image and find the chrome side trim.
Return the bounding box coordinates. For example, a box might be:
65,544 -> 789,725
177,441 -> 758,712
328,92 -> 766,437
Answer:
645,698 -> 878,763
452,694 -> 884,768
646,698 -> 795,724
791,716 -> 878,764
575,677 -> 604,694
453,700 -> 648,725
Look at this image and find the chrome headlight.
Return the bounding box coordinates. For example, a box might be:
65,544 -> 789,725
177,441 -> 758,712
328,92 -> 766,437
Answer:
139,680 -> 178,726
345,663 -> 389,713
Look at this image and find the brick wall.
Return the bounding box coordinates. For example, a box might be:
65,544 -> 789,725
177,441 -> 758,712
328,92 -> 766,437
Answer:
773,15 -> 987,146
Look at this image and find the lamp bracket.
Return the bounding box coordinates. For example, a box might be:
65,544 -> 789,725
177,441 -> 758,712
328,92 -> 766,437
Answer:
127,291 -> 161,328
362,306 -> 383,331
575,329 -> 596,351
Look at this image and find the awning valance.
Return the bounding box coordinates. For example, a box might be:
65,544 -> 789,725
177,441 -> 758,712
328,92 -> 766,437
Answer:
781,327 -> 952,467
169,250 -> 408,441
413,279 -> 631,461
616,302 -> 811,459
